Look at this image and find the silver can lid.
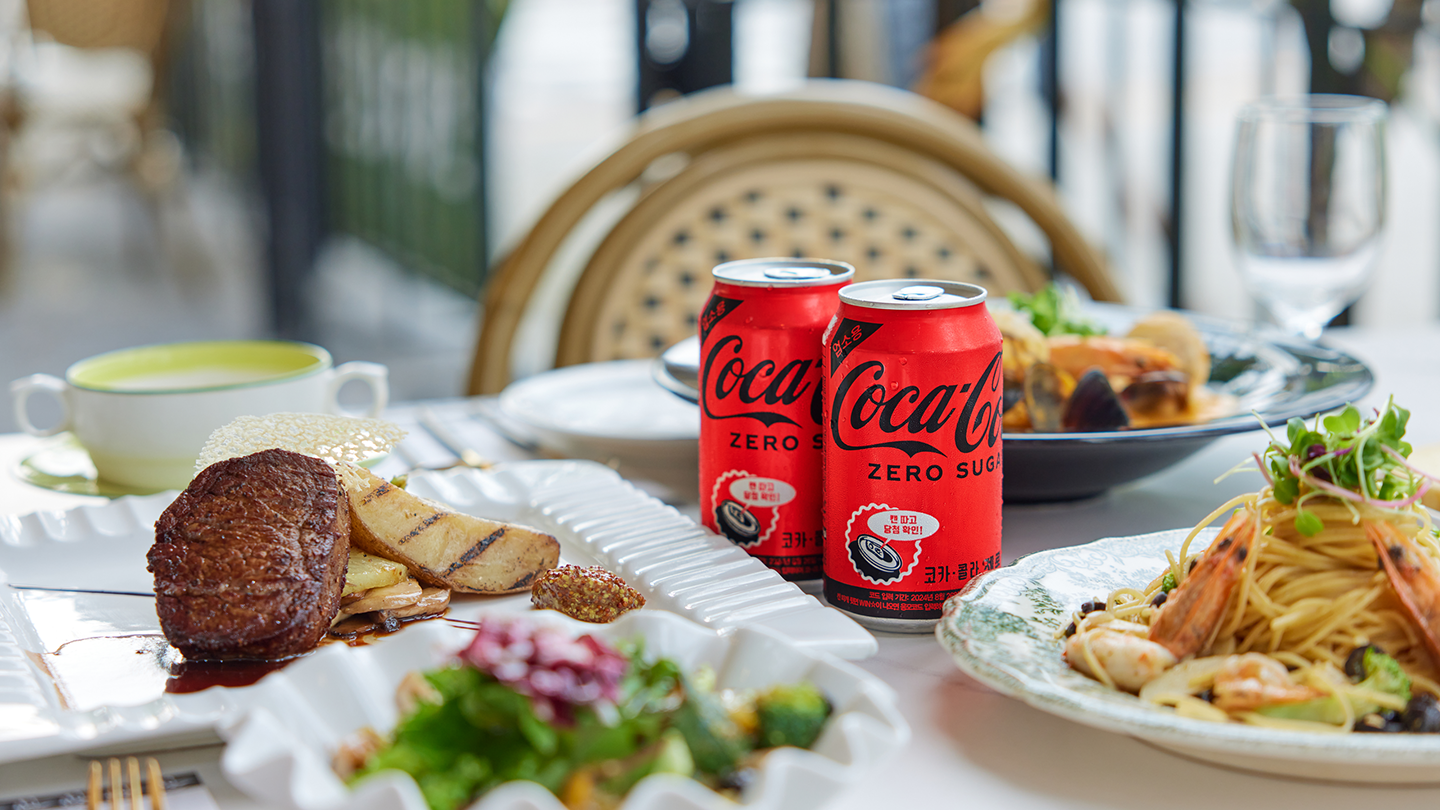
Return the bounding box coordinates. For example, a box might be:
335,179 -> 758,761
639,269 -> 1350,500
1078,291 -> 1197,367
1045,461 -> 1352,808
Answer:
712,257 -> 856,288
839,279 -> 988,310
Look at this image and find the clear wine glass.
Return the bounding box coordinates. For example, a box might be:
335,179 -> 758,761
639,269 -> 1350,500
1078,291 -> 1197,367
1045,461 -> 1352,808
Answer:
1230,95 -> 1388,341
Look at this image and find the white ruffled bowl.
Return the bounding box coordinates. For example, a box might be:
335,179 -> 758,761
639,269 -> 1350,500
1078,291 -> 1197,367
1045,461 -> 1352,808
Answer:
220,610 -> 908,810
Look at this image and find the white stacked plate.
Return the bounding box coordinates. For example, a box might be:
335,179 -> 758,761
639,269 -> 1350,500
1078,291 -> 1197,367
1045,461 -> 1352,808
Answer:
497,360 -> 700,500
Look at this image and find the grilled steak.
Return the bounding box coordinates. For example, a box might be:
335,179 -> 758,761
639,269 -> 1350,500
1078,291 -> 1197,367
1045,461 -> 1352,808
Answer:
149,448 -> 350,660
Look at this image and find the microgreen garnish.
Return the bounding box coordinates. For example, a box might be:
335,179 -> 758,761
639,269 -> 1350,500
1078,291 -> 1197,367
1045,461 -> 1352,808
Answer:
1007,284 -> 1106,337
1256,397 -> 1434,537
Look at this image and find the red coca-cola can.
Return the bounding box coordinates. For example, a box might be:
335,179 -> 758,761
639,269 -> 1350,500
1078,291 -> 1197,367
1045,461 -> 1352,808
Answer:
699,257 -> 855,581
821,279 -> 1003,631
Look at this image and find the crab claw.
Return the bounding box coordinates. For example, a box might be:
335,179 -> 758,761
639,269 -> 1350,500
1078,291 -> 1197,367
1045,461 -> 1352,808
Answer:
1368,521 -> 1440,668
1148,508 -> 1258,658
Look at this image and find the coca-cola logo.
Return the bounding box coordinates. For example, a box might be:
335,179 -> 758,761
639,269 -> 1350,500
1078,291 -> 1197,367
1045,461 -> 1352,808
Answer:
829,351 -> 1003,457
702,334 -> 822,428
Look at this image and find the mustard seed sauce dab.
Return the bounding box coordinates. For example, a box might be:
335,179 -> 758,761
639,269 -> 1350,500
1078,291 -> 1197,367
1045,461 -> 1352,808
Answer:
531,565 -> 646,623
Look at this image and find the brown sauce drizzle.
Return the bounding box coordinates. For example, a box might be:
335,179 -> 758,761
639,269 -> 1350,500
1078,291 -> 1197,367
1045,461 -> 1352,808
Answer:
25,603 -> 455,701
166,657 -> 294,693
164,609 -> 450,692
324,608 -> 450,647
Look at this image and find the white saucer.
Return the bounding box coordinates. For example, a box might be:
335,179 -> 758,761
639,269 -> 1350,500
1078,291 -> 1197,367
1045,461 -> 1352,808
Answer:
497,360 -> 699,495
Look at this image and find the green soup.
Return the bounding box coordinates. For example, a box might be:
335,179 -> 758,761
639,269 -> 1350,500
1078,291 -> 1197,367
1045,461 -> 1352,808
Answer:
69,341 -> 331,393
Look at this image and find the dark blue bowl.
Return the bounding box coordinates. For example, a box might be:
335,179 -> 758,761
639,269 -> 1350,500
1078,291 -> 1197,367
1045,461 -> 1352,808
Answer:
654,305 -> 1374,503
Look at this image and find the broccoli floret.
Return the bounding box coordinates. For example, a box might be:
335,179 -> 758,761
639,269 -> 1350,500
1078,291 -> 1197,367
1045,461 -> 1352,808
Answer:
668,678 -> 832,775
1160,572 -> 1177,593
1257,647 -> 1411,725
754,682 -> 832,750
1355,646 -> 1411,701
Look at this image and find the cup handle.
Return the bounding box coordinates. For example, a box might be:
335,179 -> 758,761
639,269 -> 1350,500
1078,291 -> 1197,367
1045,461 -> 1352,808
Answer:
326,362 -> 389,418
10,374 -> 71,436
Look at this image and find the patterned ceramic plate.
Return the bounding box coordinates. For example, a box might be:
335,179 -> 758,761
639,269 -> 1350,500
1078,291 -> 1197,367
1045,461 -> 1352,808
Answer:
938,529 -> 1440,784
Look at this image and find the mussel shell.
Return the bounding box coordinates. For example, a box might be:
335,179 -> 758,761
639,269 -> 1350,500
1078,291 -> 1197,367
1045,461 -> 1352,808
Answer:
1121,370 -> 1190,417
1023,362 -> 1066,432
1062,369 -> 1131,432
1003,384 -> 1025,415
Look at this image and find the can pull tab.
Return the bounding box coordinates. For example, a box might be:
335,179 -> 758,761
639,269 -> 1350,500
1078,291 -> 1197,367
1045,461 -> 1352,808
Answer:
892,285 -> 945,301
763,266 -> 830,281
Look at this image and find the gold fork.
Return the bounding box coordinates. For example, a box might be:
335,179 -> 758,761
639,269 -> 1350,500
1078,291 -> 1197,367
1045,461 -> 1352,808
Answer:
86,757 -> 167,810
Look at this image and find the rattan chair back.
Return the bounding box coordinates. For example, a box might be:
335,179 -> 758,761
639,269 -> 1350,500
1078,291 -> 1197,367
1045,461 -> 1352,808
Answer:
469,80 -> 1120,394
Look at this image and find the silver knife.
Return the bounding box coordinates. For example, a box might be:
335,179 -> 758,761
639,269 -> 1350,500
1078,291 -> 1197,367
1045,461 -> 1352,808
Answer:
468,399 -> 546,455
416,406 -> 492,468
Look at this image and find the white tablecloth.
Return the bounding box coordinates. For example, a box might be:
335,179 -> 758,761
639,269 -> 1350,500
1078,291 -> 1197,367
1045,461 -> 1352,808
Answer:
3,325 -> 1440,807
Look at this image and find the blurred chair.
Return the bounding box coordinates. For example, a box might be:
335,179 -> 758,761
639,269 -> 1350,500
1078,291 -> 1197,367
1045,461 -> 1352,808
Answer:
11,0 -> 178,185
468,79 -> 1120,395
2,0 -> 201,284
913,0 -> 1049,120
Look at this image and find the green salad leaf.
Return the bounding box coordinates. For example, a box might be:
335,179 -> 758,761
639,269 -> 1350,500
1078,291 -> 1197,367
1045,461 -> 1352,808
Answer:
1007,284 -> 1106,337
346,620 -> 835,810
351,647 -> 682,810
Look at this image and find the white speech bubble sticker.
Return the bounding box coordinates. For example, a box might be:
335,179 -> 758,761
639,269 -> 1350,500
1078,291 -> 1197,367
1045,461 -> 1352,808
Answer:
728,476 -> 797,508
867,509 -> 940,541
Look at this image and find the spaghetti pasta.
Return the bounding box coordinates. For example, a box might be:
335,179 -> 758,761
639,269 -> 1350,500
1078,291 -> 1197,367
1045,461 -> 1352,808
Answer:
1063,399 -> 1440,732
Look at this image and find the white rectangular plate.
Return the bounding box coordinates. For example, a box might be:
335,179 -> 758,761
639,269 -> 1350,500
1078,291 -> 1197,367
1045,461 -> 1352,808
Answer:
0,459 -> 875,765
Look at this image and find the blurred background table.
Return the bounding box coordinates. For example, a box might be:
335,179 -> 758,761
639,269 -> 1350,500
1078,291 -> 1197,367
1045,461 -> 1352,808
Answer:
3,323 -> 1440,808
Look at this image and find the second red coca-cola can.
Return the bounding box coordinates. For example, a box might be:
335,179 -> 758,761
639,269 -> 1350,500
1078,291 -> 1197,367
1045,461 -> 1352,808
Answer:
698,258 -> 855,581
821,279 -> 1004,632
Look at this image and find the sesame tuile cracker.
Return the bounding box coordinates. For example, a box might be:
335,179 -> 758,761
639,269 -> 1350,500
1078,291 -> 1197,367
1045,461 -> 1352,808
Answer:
194,413 -> 406,474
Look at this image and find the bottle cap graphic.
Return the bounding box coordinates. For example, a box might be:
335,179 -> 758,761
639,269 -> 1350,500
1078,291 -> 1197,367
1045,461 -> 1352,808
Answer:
849,533 -> 903,581
715,498 -> 761,547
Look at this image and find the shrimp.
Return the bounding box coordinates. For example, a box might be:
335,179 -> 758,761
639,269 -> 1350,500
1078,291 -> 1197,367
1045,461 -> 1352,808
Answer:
1046,335 -> 1182,388
1210,653 -> 1325,712
1064,508 -> 1259,692
1147,507 -> 1260,658
1368,521 -> 1440,667
1065,618 -> 1177,692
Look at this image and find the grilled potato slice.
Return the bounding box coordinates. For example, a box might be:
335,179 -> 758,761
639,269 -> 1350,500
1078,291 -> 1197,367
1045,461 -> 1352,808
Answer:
341,577 -> 424,614
343,549 -> 409,595
336,464 -> 560,593
379,587 -> 450,620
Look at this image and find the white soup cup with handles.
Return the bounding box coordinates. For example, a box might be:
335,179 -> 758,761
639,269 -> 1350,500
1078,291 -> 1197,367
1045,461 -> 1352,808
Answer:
10,340 -> 388,491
